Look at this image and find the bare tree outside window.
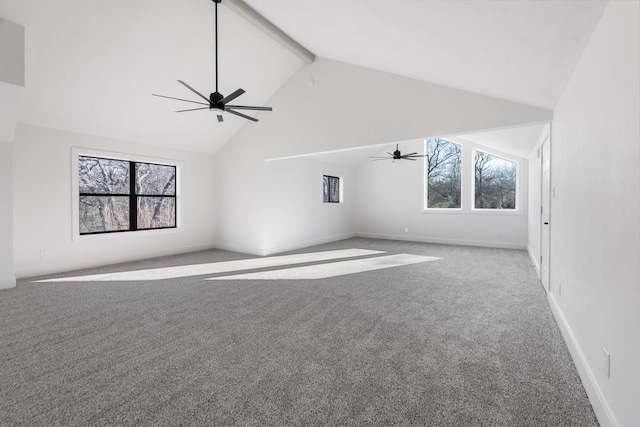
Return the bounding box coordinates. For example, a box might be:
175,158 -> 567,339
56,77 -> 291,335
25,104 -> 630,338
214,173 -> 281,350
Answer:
323,175 -> 340,203
78,156 -> 176,234
474,151 -> 517,209
135,162 -> 176,229
426,138 -> 462,208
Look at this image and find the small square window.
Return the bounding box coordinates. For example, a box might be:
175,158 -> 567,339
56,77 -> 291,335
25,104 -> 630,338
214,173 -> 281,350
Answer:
323,175 -> 340,203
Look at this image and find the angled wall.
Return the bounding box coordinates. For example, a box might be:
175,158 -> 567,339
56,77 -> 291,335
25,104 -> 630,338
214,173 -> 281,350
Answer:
215,58 -> 551,254
550,2 -> 640,426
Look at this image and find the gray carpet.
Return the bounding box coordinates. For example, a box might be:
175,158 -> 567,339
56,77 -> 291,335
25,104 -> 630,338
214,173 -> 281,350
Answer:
0,238 -> 598,426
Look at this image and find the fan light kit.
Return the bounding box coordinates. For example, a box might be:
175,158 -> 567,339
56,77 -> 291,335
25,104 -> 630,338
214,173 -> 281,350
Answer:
152,0 -> 272,122
370,144 -> 428,162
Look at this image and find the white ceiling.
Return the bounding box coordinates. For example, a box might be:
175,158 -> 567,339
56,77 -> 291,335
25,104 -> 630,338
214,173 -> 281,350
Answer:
0,0 -> 303,154
278,122 -> 547,169
245,0 -> 608,110
1,0 -> 607,156
457,123 -> 547,159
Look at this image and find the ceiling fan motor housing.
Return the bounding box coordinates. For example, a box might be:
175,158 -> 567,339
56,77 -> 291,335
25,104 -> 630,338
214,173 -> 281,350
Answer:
210,91 -> 224,107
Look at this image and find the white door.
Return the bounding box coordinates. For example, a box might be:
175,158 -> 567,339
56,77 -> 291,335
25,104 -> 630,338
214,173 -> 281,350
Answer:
541,136 -> 551,291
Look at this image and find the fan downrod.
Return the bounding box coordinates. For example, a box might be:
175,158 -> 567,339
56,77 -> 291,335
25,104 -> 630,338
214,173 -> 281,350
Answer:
152,0 -> 273,122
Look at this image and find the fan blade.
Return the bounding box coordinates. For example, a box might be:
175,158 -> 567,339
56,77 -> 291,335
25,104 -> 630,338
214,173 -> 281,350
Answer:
225,105 -> 272,111
401,157 -> 417,161
220,88 -> 245,104
405,152 -> 419,156
372,158 -> 391,161
177,80 -> 210,103
176,107 -> 210,112
370,156 -> 391,159
226,108 -> 258,122
217,115 -> 223,123
405,154 -> 428,158
152,94 -> 209,106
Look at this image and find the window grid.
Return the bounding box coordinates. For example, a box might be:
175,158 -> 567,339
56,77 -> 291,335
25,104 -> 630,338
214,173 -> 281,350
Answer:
78,156 -> 177,235
323,175 -> 340,203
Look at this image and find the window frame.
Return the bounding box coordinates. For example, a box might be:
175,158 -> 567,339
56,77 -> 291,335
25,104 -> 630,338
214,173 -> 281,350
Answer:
322,174 -> 342,204
423,138 -> 463,211
72,148 -> 181,240
471,148 -> 520,212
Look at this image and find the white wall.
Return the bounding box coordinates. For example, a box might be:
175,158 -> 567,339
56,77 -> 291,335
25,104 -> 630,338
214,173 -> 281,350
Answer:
0,19 -> 23,288
263,157 -> 355,255
0,18 -> 24,87
0,141 -> 14,289
13,124 -> 217,278
356,137 -> 529,249
550,2 -> 640,426
215,58 -> 551,254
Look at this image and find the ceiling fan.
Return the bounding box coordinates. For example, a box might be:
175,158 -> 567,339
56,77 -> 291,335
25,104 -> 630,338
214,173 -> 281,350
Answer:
370,144 -> 428,162
152,0 -> 272,123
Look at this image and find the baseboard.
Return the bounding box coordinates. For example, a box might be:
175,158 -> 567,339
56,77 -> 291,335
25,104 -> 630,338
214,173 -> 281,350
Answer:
16,243 -> 218,279
527,246 -> 541,279
261,233 -> 357,256
355,232 -> 526,250
0,275 -> 16,290
212,241 -> 265,256
547,294 -> 618,427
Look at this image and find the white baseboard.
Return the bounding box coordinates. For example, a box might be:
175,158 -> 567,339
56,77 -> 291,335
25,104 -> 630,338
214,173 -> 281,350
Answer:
212,241 -> 265,256
547,294 -> 618,427
527,246 -> 541,279
16,243 -> 218,279
0,275 -> 16,290
355,232 -> 526,250
261,233 -> 357,256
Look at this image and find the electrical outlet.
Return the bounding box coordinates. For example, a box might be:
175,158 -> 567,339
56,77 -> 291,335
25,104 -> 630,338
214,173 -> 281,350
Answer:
602,347 -> 610,378
39,250 -> 48,259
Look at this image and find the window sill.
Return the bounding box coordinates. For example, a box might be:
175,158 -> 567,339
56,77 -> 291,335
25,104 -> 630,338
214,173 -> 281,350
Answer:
73,226 -> 183,242
421,209 -> 521,215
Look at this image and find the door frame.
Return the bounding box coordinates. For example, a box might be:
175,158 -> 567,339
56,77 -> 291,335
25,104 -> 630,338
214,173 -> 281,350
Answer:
540,126 -> 551,291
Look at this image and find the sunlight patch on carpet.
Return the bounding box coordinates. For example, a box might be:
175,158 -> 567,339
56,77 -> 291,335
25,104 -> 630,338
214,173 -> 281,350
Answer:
206,254 -> 441,280
35,249 -> 385,282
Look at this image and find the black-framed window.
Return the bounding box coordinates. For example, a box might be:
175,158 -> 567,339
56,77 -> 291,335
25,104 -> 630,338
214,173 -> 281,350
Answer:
426,138 -> 462,209
474,150 -> 517,209
78,156 -> 177,234
323,175 -> 340,203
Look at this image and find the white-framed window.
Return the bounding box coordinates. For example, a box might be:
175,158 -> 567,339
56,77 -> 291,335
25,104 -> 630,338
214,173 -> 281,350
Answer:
425,138 -> 462,209
473,149 -> 518,210
72,148 -> 181,238
322,174 -> 341,203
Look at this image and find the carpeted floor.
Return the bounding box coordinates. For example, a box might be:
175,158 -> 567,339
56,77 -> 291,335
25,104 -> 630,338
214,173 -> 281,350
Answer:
0,238 -> 598,426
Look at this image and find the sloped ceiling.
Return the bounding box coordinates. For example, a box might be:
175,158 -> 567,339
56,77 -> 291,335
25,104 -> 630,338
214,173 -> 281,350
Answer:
0,0 -> 303,154
1,0 -> 607,155
245,0 -> 608,110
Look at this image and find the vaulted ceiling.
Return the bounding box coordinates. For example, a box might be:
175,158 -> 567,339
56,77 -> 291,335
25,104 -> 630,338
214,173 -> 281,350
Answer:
0,0 -> 607,155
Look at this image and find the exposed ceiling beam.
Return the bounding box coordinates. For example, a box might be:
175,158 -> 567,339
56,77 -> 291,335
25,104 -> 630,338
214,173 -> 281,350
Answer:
224,0 -> 315,64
